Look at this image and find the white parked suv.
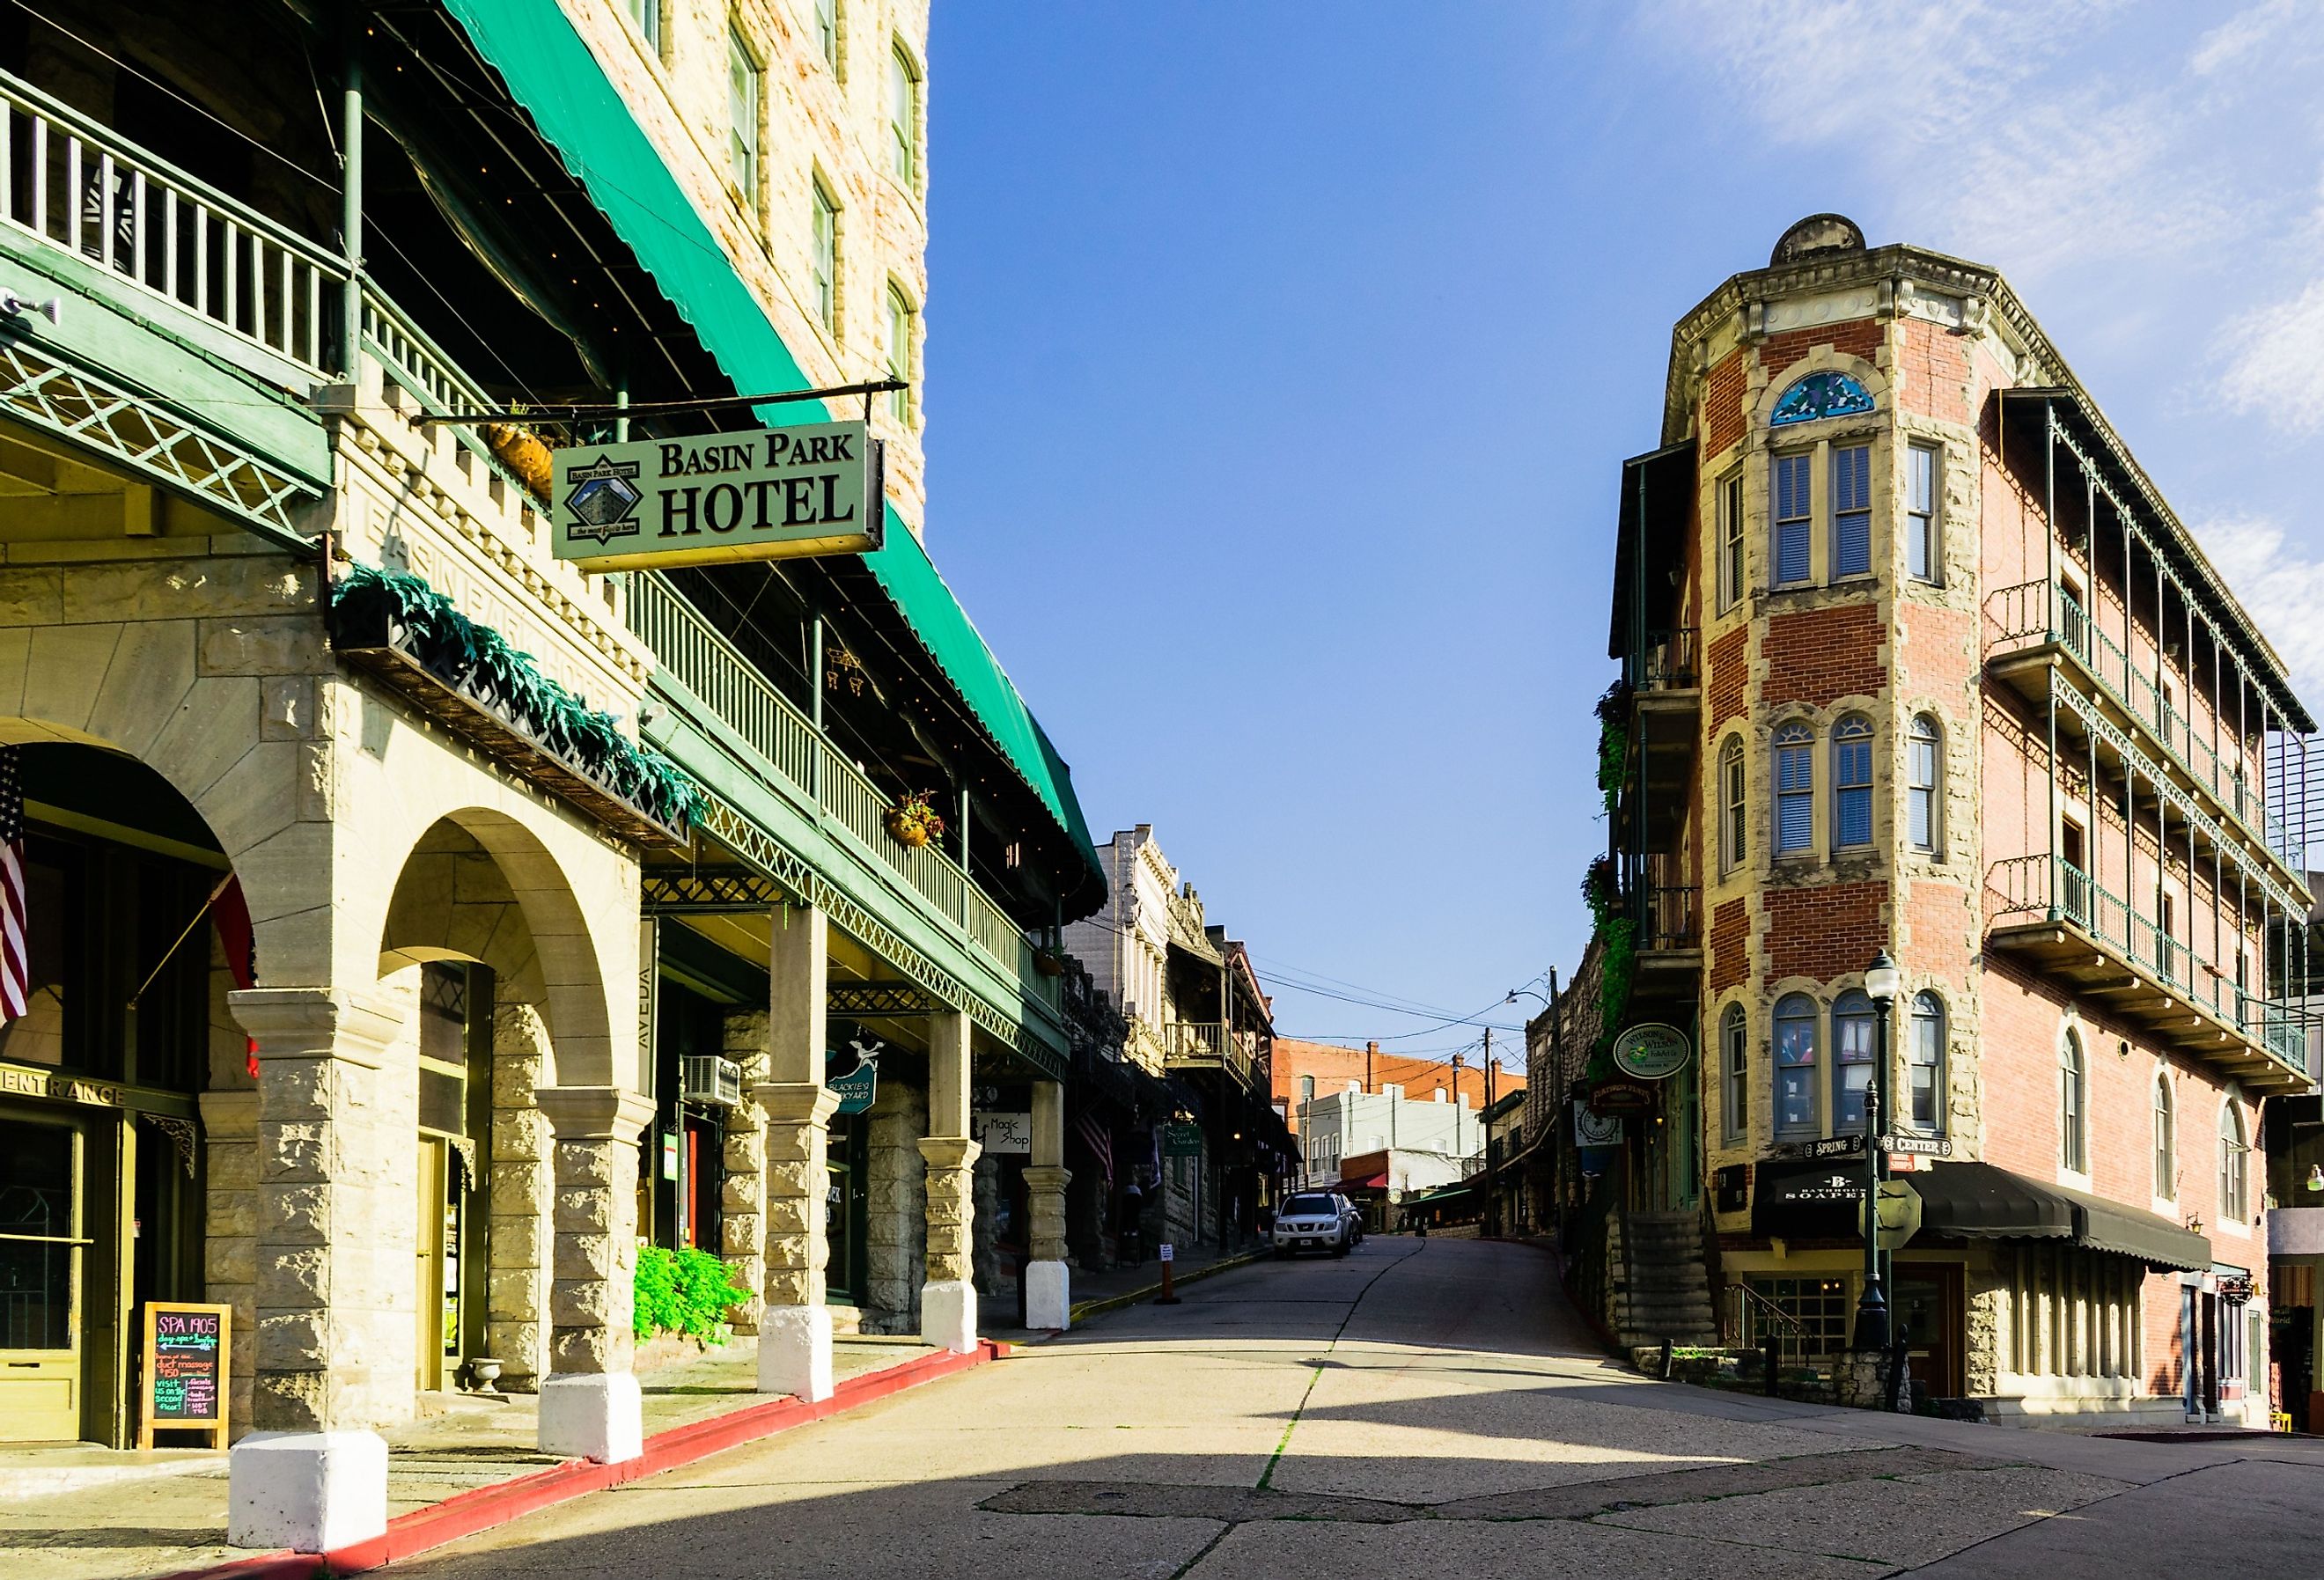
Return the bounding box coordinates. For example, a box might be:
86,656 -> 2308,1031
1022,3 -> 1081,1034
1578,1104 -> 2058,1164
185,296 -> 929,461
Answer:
1273,1191 -> 1355,1258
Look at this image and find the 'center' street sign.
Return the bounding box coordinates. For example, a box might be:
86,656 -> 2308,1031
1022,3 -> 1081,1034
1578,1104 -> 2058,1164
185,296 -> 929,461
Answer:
551,420 -> 885,570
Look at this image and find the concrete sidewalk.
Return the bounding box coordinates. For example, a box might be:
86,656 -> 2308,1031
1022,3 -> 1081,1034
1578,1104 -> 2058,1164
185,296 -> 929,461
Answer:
0,1334 -> 957,1580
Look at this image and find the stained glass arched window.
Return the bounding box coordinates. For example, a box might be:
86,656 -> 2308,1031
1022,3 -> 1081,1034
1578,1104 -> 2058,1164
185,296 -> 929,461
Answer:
1770,371 -> 1875,427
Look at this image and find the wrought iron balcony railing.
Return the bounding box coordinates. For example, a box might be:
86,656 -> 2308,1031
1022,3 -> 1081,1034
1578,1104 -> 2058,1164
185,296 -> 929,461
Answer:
1163,1020 -> 1258,1084
1636,626 -> 1699,693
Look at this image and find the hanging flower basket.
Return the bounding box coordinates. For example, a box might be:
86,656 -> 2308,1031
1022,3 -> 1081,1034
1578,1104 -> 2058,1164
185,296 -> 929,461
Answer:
482,421 -> 555,500
1033,947 -> 1066,978
885,792 -> 946,849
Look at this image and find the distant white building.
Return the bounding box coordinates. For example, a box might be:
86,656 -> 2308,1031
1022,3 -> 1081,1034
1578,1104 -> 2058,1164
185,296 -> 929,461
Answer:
1297,1084 -> 1479,1194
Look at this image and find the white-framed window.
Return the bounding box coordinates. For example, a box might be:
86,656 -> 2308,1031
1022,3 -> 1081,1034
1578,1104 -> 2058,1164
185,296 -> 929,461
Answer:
1775,722 -> 1813,854
885,283 -> 916,425
1719,735 -> 1747,871
1833,989 -> 1876,1130
1717,469 -> 1744,610
727,26 -> 761,203
2153,1070 -> 2175,1200
1772,452 -> 1812,586
623,0 -> 660,55
811,179 -> 839,333
1908,713 -> 1941,854
1831,442 -> 1872,578
1833,716 -> 1873,849
1908,991 -> 1944,1129
1722,1003 -> 1748,1143
813,0 -> 840,70
1907,442 -> 1940,581
888,40 -> 920,187
2221,1101 -> 2250,1222
1774,993 -> 1820,1137
2061,1030 -> 2087,1173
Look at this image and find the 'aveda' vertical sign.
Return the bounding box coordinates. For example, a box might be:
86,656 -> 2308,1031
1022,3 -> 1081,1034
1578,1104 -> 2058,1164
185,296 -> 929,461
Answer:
551,421 -> 884,570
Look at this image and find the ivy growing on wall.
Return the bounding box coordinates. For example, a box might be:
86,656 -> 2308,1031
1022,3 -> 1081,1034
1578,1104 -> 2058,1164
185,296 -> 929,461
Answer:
329,562 -> 703,832
1594,680 -> 1633,818
1578,854 -> 1635,1078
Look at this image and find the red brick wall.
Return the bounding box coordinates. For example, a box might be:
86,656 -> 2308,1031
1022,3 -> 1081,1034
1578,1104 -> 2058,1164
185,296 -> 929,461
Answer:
1761,319 -> 1884,382
1708,626 -> 1748,732
1703,349 -> 1747,458
1764,882 -> 1886,981
1270,1037 -> 1521,1135
1895,318 -> 1975,426
1765,604 -> 1884,707
1901,879 -> 1967,979
1710,897 -> 1749,992
1896,603 -> 1976,697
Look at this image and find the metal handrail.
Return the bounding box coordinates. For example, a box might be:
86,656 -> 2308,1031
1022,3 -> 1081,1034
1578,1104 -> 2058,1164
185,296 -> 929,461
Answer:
0,70 -> 346,377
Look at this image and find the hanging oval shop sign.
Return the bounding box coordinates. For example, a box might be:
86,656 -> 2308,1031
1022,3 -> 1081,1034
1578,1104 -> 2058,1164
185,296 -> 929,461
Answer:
1611,1023 -> 1692,1081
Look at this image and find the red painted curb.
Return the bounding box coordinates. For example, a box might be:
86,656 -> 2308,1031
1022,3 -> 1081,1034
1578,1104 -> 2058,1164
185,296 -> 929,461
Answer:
159,1340 -> 1010,1580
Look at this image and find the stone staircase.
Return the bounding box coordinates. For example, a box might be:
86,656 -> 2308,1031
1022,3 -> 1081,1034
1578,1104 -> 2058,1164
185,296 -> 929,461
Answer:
1611,1210 -> 1718,1350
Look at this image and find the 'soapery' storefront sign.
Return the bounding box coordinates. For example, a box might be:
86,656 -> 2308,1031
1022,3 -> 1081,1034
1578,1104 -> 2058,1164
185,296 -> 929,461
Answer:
550,421 -> 884,570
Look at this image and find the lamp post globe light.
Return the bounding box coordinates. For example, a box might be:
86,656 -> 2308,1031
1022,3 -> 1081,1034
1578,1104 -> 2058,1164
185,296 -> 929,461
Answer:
1856,950 -> 1903,1352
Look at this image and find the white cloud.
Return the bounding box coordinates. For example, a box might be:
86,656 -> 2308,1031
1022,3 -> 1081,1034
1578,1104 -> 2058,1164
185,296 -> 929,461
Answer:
2192,0 -> 2306,76
2218,278 -> 2324,433
2195,515 -> 2324,701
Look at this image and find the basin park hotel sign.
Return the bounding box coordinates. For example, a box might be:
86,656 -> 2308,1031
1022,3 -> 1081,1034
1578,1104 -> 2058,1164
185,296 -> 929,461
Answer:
1545,213 -> 2321,1429
0,0 -> 1303,1553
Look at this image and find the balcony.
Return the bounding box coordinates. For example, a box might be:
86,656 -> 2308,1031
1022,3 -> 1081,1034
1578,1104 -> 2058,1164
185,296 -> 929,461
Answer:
629,573 -> 1057,1010
1163,1021 -> 1260,1088
1621,858 -> 1703,988
1624,626 -> 1700,856
1987,854 -> 2313,1093
1986,579 -> 2301,875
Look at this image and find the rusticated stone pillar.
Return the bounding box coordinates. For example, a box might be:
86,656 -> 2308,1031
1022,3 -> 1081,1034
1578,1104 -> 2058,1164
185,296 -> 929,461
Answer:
718,1011 -> 769,1334
920,1010 -> 980,1353
758,905 -> 837,1399
198,1090 -> 259,1440
536,1085 -> 656,1463
1024,1078 -> 1072,1329
486,1003 -> 555,1391
224,986 -> 403,1554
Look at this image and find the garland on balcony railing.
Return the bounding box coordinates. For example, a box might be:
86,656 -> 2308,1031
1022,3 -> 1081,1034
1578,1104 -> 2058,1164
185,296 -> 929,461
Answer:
329,562 -> 703,832
1579,854 -> 1635,1078
1594,681 -> 1632,818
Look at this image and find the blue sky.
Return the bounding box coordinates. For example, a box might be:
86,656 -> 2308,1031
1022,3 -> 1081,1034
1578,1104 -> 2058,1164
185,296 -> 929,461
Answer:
918,2 -> 2324,1066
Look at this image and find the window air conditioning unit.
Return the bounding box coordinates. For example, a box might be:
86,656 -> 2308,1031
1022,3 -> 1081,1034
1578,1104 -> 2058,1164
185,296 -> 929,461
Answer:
680,1055 -> 742,1108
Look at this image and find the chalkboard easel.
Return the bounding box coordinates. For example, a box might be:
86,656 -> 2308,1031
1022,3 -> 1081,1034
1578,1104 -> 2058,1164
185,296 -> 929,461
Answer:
140,1301 -> 231,1451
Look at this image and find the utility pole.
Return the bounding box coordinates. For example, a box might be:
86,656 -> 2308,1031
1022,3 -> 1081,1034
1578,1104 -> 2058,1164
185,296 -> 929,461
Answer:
1483,1028 -> 1499,1238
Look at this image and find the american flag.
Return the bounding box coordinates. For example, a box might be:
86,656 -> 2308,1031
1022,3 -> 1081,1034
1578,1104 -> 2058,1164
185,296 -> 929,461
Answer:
1073,1109 -> 1113,1182
0,747 -> 25,1021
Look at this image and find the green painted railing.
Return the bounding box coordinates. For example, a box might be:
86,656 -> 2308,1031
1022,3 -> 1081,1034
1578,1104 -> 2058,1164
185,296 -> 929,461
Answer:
1989,852 -> 2306,1070
629,571 -> 1053,1006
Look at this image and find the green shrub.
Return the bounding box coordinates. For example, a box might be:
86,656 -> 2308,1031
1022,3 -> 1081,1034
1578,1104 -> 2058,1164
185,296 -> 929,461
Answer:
633,1246 -> 754,1345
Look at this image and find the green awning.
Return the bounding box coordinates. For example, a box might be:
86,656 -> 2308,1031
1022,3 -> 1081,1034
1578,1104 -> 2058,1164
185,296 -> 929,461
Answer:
436,0 -> 1101,886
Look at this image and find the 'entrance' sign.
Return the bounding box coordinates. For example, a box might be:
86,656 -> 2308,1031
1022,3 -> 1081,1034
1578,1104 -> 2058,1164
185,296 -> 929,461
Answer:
141,1301 -> 230,1449
551,421 -> 884,570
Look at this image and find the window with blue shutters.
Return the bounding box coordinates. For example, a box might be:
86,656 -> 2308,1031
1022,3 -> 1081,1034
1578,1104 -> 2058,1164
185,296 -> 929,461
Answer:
1774,994 -> 1820,1136
1832,443 -> 1872,577
1834,716 -> 1872,847
1772,453 -> 1812,585
1775,722 -> 1813,852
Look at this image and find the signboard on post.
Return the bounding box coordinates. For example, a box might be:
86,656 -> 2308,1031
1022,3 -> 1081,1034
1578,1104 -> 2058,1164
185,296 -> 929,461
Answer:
1867,1179 -> 1923,1252
1161,1121 -> 1203,1157
141,1301 -> 229,1449
1611,1024 -> 1691,1081
827,1026 -> 883,1115
550,421 -> 884,571
972,1110 -> 1032,1155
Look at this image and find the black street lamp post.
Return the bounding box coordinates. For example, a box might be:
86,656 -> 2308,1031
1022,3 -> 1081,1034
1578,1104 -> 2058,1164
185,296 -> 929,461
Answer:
1857,949 -> 1903,1352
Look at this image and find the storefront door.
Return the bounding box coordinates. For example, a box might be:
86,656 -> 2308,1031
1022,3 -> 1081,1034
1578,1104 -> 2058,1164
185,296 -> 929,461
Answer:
1890,1264 -> 1964,1399
414,1137 -> 453,1393
0,1113 -> 83,1441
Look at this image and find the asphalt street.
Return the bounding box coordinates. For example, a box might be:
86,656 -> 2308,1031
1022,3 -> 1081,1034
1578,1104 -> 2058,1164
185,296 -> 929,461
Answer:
401,1238 -> 2324,1578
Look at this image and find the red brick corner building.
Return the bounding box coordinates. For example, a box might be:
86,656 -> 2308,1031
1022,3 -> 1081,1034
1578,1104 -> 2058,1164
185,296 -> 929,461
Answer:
1592,213 -> 2314,1425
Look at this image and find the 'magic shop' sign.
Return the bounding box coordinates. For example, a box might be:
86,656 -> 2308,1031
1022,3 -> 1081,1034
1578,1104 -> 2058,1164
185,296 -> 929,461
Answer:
551,420 -> 884,570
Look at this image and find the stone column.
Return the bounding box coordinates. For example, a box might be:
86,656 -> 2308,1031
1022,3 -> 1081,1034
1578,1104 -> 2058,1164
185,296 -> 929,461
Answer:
486,1003 -> 555,1391
197,1090 -> 258,1440
224,987 -> 403,1554
757,905 -> 837,1399
1024,1079 -> 1072,1330
719,1010 -> 769,1336
535,1085 -> 656,1463
919,1010 -> 981,1353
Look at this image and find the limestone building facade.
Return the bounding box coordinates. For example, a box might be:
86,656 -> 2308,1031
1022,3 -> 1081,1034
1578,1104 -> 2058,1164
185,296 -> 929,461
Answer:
1586,215 -> 2315,1426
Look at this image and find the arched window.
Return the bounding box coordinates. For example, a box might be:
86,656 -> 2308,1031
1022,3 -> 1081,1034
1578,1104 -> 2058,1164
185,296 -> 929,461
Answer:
1775,723 -> 1814,853
1770,371 -> 1876,427
1833,989 -> 1876,1130
1908,715 -> 1942,854
1774,994 -> 1820,1137
1834,717 -> 1874,848
1722,1003 -> 1748,1143
1908,991 -> 1945,1130
1720,736 -> 1747,871
2060,1031 -> 2087,1173
2221,1102 -> 2249,1223
2152,1071 -> 2175,1201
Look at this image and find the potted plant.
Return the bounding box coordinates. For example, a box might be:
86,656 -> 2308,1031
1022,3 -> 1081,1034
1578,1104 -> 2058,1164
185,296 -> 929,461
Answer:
482,421 -> 555,500
885,790 -> 946,849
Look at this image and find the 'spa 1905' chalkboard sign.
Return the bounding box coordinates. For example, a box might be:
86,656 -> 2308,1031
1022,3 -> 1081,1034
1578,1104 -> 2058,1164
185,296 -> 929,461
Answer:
141,1301 -> 231,1449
